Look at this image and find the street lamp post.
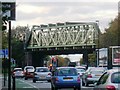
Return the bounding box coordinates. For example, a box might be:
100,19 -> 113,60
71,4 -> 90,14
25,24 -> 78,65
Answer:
96,20 -> 100,67
8,20 -> 11,90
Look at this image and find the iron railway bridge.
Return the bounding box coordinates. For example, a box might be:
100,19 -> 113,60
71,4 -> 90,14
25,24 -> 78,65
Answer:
24,22 -> 100,67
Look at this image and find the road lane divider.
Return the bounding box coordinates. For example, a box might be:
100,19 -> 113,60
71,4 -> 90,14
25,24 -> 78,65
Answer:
16,79 -> 39,90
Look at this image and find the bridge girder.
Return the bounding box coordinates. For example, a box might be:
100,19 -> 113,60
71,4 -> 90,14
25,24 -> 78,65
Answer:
26,22 -> 100,51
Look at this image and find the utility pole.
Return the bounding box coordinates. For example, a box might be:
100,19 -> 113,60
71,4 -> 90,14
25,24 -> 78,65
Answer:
8,20 -> 11,90
1,1 -> 16,90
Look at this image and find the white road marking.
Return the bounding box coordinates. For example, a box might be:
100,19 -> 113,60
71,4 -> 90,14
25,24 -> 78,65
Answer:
17,79 -> 39,90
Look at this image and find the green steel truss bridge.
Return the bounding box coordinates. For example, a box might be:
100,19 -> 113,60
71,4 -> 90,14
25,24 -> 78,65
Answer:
25,22 -> 100,51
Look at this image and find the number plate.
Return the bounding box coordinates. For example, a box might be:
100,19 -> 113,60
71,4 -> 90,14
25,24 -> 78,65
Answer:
40,76 -> 45,79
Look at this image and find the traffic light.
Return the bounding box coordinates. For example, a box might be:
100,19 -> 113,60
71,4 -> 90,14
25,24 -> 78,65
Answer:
2,16 -> 8,31
52,57 -> 58,67
2,23 -> 7,31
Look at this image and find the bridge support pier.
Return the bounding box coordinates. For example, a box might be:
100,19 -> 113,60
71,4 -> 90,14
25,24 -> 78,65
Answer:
24,52 -> 32,66
32,52 -> 45,67
108,48 -> 112,69
83,50 -> 88,70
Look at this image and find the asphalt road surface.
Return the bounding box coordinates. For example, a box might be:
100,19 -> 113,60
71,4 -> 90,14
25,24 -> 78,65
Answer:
15,78 -> 94,90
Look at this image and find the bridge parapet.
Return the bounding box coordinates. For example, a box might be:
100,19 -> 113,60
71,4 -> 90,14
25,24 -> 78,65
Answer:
26,22 -> 100,50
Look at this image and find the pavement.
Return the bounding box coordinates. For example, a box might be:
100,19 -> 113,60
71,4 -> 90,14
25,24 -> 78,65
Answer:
0,74 -> 38,90
0,74 -> 9,90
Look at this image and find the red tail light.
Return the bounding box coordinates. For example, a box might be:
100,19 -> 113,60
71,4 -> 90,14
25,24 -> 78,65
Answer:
55,78 -> 59,81
13,72 -> 15,74
87,74 -> 92,78
106,85 -> 116,90
48,73 -> 51,75
77,77 -> 80,82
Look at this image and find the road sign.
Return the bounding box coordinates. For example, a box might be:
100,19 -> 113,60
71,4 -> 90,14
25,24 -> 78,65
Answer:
111,46 -> 120,65
99,48 -> 108,66
0,49 -> 8,58
1,1 -> 16,20
11,58 -> 16,67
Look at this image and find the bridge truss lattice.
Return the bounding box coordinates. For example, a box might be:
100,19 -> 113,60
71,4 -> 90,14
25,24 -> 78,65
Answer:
26,22 -> 100,51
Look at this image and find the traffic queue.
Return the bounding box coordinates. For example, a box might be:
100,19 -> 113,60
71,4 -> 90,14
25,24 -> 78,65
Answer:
12,57 -> 120,90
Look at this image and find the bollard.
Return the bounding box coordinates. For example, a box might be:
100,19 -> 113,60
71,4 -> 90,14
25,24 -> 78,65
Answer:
12,75 -> 16,90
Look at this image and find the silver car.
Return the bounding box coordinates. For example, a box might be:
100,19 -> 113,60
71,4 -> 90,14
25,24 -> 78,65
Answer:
33,67 -> 51,83
82,67 -> 106,86
94,68 -> 120,90
76,67 -> 86,77
13,68 -> 24,78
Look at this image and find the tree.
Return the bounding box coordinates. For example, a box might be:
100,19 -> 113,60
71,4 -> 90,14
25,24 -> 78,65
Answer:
80,53 -> 96,66
99,15 -> 120,48
2,31 -> 8,49
11,26 -> 29,67
64,57 -> 71,66
47,55 -> 71,67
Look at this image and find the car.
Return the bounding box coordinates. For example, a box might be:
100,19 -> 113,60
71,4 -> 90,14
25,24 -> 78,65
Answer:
82,67 -> 106,86
12,68 -> 24,78
51,67 -> 81,90
75,66 -> 86,69
33,67 -> 51,83
75,66 -> 86,77
94,68 -> 120,90
24,66 -> 35,80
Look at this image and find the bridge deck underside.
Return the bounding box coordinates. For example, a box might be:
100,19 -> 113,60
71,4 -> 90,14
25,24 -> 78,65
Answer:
28,47 -> 96,55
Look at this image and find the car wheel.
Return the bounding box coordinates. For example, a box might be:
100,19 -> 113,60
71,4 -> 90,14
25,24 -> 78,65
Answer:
82,80 -> 85,86
51,84 -> 54,90
25,77 -> 28,80
77,87 -> 81,90
54,87 -> 58,90
33,80 -> 36,83
47,80 -> 51,82
85,82 -> 89,87
73,88 -> 76,90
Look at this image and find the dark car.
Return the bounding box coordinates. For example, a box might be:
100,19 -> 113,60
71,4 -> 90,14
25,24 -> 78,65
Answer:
51,67 -> 81,90
24,66 -> 35,80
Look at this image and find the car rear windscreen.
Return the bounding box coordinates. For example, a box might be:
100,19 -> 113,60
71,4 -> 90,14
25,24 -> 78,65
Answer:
57,68 -> 77,76
111,72 -> 120,83
36,68 -> 49,72
26,67 -> 34,69
14,69 -> 22,72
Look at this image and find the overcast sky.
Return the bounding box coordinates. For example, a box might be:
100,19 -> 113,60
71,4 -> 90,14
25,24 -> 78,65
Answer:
10,0 -> 119,62
11,0 -> 119,32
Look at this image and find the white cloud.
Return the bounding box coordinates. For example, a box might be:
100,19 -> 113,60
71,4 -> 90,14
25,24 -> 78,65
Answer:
17,4 -> 50,14
12,0 -> 119,33
16,0 -> 120,3
60,54 -> 83,62
68,54 -> 83,62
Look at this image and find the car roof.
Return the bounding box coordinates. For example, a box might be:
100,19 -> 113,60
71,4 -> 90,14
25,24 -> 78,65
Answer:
14,68 -> 22,70
24,66 -> 34,68
89,67 -> 105,69
107,68 -> 120,73
75,66 -> 86,68
36,67 -> 48,69
57,67 -> 75,69
24,66 -> 34,67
